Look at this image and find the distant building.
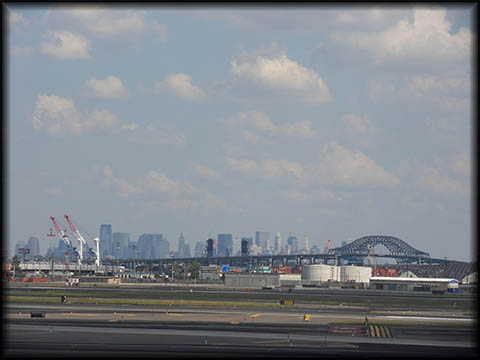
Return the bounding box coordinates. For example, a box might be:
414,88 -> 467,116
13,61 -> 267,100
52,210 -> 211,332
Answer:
112,233 -> 130,259
15,241 -> 25,256
255,231 -> 270,252
241,238 -> 249,256
194,241 -> 205,257
99,224 -> 113,259
274,232 -> 282,254
287,234 -> 298,254
206,238 -> 214,257
26,237 -> 40,258
176,233 -> 190,258
218,234 -> 233,257
304,235 -> 309,254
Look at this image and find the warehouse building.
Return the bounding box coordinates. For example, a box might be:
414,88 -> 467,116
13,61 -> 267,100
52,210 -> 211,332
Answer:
224,273 -> 301,288
370,277 -> 460,292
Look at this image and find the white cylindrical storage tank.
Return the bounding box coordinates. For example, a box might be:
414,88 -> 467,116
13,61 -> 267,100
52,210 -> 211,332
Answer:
302,264 -> 334,283
341,265 -> 371,283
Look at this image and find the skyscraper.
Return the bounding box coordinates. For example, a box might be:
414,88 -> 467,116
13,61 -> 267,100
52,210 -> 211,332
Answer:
241,238 -> 249,256
99,224 -> 113,259
112,233 -> 130,259
287,234 -> 298,254
26,237 -> 40,258
217,234 -> 233,256
255,231 -> 270,252
304,235 -> 309,254
194,240 -> 205,257
274,232 -> 282,254
177,233 -> 190,258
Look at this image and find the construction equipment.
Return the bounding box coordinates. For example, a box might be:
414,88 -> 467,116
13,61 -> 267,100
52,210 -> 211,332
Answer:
64,214 -> 100,267
50,216 -> 78,263
324,240 -> 332,254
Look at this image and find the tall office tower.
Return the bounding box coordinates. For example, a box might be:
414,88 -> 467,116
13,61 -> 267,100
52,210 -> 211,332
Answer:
287,234 -> 298,254
15,241 -> 25,256
177,233 -> 189,258
138,234 -> 154,259
241,238 -> 249,256
304,235 -> 309,254
112,233 -> 130,259
26,237 -> 40,258
184,244 -> 191,258
153,234 -> 170,258
99,224 -> 113,259
241,237 -> 253,249
194,241 -> 205,257
255,231 -> 270,252
54,238 -> 69,259
217,234 -> 233,257
274,232 -> 282,254
206,238 -> 214,257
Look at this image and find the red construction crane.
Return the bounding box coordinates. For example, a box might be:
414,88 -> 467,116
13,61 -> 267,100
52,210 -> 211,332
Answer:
50,216 -> 71,248
324,239 -> 332,254
47,228 -> 55,237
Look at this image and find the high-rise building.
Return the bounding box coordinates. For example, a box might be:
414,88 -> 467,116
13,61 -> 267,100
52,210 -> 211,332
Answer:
15,241 -> 25,256
274,232 -> 282,254
287,234 -> 298,254
112,233 -> 130,259
153,235 -> 170,258
206,238 -> 214,257
26,237 -> 40,258
194,241 -> 205,257
304,235 -> 309,254
241,237 -> 253,249
99,224 -> 113,259
217,234 -> 233,256
177,233 -> 190,258
241,238 -> 249,256
255,231 -> 270,252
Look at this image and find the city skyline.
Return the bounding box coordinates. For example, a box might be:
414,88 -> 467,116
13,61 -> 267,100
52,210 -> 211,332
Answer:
6,5 -> 474,262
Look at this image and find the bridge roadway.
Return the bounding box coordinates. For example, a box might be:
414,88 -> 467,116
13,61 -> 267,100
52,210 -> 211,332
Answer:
104,254 -> 464,268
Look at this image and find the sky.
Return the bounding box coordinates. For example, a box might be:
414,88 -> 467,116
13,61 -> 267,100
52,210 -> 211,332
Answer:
5,4 -> 476,261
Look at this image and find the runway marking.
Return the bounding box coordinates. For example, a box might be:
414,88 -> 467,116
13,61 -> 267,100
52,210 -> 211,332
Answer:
253,339 -> 289,344
385,327 -> 392,338
380,326 -> 386,337
230,321 -> 240,324
167,313 -> 184,317
250,313 -> 262,318
369,325 -> 375,337
113,313 -> 136,317
375,325 -> 380,337
65,313 -> 97,317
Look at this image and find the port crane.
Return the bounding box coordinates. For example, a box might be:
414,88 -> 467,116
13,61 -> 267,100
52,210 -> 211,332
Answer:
50,216 -> 80,264
64,214 -> 100,267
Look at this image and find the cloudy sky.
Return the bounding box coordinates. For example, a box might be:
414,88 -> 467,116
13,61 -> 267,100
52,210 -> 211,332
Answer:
6,4 -> 475,261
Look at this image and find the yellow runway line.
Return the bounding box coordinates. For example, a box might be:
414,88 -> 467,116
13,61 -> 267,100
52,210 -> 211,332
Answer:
380,326 -> 386,337
369,325 -> 375,337
167,313 -> 184,317
65,313 -> 97,317
375,326 -> 380,337
113,313 -> 136,317
250,313 -> 262,318
385,327 -> 392,338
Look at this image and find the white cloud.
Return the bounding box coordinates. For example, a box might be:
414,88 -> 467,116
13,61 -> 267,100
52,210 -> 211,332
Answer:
45,186 -> 64,197
121,123 -> 139,131
451,152 -> 470,177
225,142 -> 397,188
408,74 -> 467,94
366,78 -> 396,103
225,111 -> 317,138
144,171 -> 180,194
231,50 -> 332,104
154,73 -> 206,101
41,30 -> 92,60
9,12 -> 29,27
343,113 -> 376,143
33,94 -> 118,135
52,7 -> 147,38
193,164 -> 218,179
152,22 -> 168,42
317,142 -> 399,188
331,7 -> 472,63
280,189 -> 307,203
103,165 -> 141,197
336,12 -> 358,24
128,125 -> 187,146
416,167 -> 468,196
85,76 -> 129,98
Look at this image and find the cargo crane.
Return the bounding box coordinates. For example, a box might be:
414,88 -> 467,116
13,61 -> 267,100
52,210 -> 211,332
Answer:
50,216 -> 79,264
324,239 -> 332,254
64,214 -> 100,267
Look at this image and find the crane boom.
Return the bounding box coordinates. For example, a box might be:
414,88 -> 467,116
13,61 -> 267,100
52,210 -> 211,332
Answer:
50,216 -> 71,248
64,214 -> 100,267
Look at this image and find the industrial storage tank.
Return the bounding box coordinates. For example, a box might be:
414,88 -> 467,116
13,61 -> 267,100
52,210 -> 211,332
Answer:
302,264 -> 336,283
341,265 -> 371,284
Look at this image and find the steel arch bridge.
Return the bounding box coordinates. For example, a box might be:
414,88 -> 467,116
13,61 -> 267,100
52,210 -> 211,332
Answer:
327,235 -> 430,264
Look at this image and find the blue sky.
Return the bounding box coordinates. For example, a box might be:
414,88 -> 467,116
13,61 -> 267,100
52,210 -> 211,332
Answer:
6,4 -> 475,261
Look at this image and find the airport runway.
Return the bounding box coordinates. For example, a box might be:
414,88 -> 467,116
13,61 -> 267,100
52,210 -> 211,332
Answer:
4,302 -> 477,358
